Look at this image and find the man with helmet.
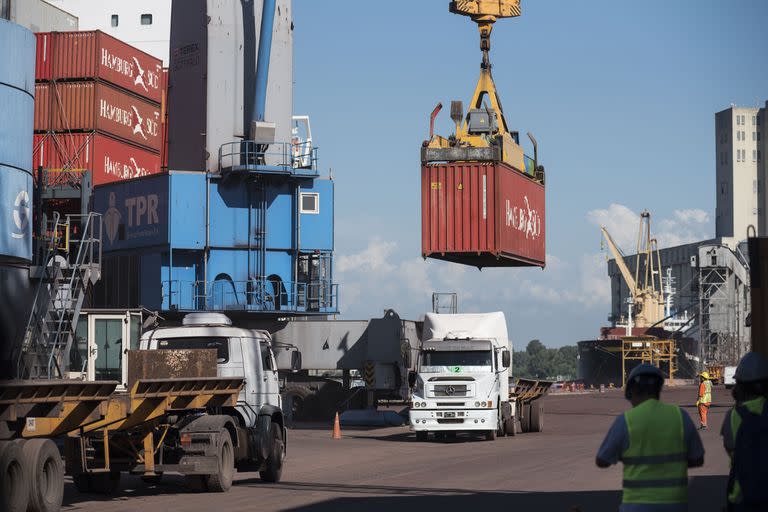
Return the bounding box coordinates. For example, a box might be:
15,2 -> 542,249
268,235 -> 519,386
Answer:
596,363 -> 704,511
720,351 -> 768,511
697,371 -> 713,429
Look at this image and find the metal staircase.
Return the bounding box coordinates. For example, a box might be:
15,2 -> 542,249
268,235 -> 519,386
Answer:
17,213 -> 102,379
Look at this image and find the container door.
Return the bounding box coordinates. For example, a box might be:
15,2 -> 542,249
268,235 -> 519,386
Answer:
87,313 -> 131,388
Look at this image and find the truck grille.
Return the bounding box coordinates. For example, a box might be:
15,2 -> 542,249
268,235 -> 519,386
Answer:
436,402 -> 465,407
433,385 -> 468,397
437,418 -> 464,424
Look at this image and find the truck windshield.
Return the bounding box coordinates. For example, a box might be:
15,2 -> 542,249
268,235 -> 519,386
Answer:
156,337 -> 229,363
421,350 -> 492,373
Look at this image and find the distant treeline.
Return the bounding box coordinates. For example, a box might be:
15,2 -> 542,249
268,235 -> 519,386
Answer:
513,339 -> 577,381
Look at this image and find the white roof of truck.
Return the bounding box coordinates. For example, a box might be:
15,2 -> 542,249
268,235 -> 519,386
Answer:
422,312 -> 509,346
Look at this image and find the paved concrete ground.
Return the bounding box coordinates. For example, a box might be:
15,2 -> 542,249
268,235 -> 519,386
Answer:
62,386 -> 732,512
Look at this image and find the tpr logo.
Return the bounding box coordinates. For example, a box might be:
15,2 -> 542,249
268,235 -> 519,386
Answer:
11,190 -> 30,239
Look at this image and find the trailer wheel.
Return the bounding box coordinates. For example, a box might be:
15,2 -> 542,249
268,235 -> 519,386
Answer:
520,404 -> 531,433
22,439 -> 64,512
0,440 -> 29,512
259,423 -> 285,483
282,385 -> 312,422
529,402 -> 544,432
504,417 -> 516,436
205,429 -> 234,492
415,431 -> 428,442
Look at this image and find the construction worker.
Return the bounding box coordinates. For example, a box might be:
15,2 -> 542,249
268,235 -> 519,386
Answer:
720,352 -> 768,511
596,364 -> 704,511
697,371 -> 713,429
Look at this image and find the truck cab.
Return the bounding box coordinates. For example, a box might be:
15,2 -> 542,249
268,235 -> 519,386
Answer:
409,312 -> 514,441
140,313 -> 283,429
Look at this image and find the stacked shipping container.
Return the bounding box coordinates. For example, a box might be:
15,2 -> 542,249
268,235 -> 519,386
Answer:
32,30 -> 165,187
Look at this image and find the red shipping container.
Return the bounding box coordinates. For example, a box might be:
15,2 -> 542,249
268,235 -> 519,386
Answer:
51,31 -> 163,103
33,132 -> 161,186
35,32 -> 53,81
160,68 -> 168,169
34,82 -> 162,152
421,162 -> 545,268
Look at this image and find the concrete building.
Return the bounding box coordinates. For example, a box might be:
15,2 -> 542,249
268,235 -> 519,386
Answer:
45,0 -> 170,63
715,102 -> 766,239
1,0 -> 77,32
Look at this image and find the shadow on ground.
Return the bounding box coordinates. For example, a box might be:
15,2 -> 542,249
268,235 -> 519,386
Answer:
263,475 -> 728,512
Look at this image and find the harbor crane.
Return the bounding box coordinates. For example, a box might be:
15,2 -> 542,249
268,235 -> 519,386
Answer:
601,210 -> 665,329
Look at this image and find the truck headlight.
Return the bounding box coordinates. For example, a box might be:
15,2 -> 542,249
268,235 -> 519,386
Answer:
421,402 -> 427,408
481,401 -> 487,407
414,402 -> 420,408
475,401 -> 480,407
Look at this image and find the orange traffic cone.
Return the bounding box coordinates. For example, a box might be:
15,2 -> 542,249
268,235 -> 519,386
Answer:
332,412 -> 342,439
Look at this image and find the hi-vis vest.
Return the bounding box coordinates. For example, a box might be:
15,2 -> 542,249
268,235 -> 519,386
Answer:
728,396 -> 767,504
622,399 -> 688,504
700,381 -> 712,404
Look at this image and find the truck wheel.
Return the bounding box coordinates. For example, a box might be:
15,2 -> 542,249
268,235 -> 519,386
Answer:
0,440 -> 29,512
22,439 -> 64,512
485,429 -> 497,441
205,429 -> 234,492
529,402 -> 544,432
282,385 -> 312,422
259,423 -> 285,483
184,475 -> 207,492
520,404 -> 531,433
497,412 -> 507,438
415,431 -> 428,442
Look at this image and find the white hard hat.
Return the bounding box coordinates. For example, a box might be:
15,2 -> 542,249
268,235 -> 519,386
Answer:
627,363 -> 665,384
734,352 -> 768,383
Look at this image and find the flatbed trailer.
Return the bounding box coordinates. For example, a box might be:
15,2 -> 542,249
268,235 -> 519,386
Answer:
0,375 -> 244,512
510,378 -> 553,433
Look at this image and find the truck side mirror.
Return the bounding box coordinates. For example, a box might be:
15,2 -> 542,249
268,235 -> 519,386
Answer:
408,371 -> 417,388
291,351 -> 302,372
502,350 -> 511,369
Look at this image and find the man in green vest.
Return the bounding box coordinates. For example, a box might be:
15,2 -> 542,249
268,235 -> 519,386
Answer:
720,351 -> 768,511
596,364 -> 704,511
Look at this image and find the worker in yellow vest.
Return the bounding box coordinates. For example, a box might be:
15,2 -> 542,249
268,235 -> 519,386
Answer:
697,371 -> 713,429
720,352 -> 768,511
596,364 -> 704,511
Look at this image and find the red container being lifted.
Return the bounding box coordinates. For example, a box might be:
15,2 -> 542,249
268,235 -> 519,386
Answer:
34,81 -> 162,152
421,162 -> 545,268
33,132 -> 162,186
34,31 -> 163,103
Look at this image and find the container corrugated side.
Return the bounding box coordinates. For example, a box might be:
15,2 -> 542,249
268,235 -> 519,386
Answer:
33,132 -> 162,186
52,31 -> 163,103
421,162 -> 545,268
35,81 -> 162,152
35,32 -> 53,82
33,82 -> 51,132
0,19 -> 35,95
0,85 -> 34,173
0,165 -> 33,262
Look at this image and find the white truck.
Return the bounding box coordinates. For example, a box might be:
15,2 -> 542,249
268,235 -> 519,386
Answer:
408,312 -> 548,441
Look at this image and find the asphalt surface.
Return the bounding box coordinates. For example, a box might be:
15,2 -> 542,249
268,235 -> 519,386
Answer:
61,386 -> 733,512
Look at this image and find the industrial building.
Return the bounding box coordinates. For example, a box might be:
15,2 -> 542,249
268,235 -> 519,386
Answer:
715,102 -> 767,238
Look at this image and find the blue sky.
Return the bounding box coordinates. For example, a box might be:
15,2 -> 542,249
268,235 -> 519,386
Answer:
292,0 -> 768,348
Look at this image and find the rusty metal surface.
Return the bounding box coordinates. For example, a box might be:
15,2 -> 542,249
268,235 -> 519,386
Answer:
126,349 -> 217,390
510,378 -> 552,403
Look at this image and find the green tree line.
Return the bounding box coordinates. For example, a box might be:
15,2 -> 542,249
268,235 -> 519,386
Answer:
513,339 -> 577,380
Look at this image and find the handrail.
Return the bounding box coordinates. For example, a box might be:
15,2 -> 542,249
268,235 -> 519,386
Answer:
218,140 -> 318,174
17,212 -> 61,378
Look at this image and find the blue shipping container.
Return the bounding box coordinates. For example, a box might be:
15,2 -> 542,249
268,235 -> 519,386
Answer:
0,165 -> 32,262
0,19 -> 36,96
0,85 -> 34,172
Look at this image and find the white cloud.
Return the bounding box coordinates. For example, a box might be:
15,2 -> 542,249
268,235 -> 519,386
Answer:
586,203 -> 639,249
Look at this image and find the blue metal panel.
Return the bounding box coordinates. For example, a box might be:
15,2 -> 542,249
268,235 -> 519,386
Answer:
208,178 -> 253,248
0,165 -> 32,262
264,250 -> 292,284
299,179 -> 334,251
0,86 -> 33,173
265,181 -> 293,249
162,251 -> 200,310
140,252 -> 162,309
169,173 -> 206,249
93,174 -> 169,252
0,19 -> 35,96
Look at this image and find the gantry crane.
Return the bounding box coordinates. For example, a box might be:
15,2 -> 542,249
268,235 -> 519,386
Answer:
601,210 -> 665,328
422,0 -> 543,182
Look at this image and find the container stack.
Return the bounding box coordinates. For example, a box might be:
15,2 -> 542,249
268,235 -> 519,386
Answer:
32,30 -> 164,188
